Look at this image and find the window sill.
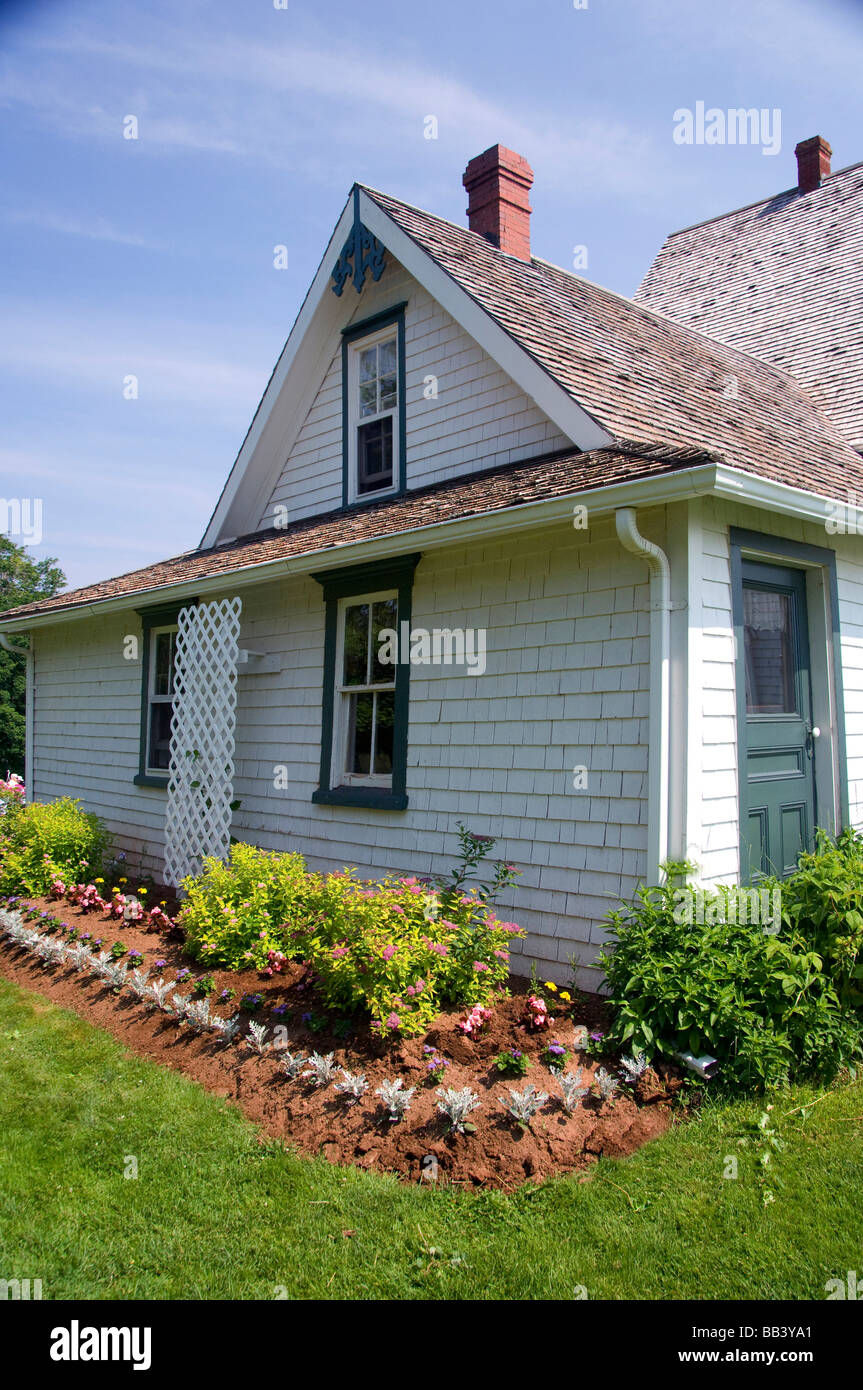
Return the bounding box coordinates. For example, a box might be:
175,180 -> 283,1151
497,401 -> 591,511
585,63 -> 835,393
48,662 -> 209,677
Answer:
313,786 -> 408,810
134,773 -> 169,789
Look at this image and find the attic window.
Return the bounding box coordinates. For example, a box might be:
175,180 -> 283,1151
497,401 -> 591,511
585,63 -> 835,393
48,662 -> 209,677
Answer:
341,304 -> 407,506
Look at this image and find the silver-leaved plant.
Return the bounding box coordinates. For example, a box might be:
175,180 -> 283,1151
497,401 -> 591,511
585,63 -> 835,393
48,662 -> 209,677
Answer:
376,1077 -> 415,1121
246,1021 -> 272,1055
619,1052 -> 650,1084
436,1086 -> 481,1133
499,1084 -> 549,1127
559,1068 -> 590,1114
279,1049 -> 308,1079
595,1066 -> 620,1104
334,1069 -> 368,1103
304,1052 -> 339,1088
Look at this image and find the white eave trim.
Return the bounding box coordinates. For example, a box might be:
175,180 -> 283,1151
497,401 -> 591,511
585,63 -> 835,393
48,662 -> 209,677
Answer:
1,462 -> 850,635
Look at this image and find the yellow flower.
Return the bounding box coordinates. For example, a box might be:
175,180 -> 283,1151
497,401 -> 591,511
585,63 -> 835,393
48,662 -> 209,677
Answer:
544,980 -> 557,992
94,878 -> 104,885
559,991 -> 571,1002
119,878 -> 127,885
138,888 -> 148,896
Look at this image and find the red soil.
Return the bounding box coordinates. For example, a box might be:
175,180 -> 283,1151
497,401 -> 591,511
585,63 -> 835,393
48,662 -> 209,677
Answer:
0,895 -> 685,1191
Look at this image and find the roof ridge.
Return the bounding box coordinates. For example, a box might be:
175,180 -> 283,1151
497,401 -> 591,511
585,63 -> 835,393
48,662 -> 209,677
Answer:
660,156 -> 863,239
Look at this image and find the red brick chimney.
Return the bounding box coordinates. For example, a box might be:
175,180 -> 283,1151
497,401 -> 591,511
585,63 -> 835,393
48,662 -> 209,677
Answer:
463,145 -> 533,261
795,135 -> 832,194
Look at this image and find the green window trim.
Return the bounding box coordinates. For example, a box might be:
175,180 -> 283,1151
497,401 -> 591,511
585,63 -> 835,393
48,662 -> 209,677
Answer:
133,599 -> 196,789
312,553 -> 421,810
341,302 -> 407,508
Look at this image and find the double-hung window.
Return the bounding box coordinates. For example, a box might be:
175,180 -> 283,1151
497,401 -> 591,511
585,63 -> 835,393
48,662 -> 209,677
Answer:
145,626 -> 177,773
313,554 -> 421,809
342,305 -> 406,506
336,594 -> 398,785
134,602 -> 192,788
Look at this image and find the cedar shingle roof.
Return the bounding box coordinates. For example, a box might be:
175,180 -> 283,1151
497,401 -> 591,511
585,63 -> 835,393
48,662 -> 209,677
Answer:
635,160 -> 863,448
367,186 -> 863,493
7,172 -> 863,628
1,442 -> 710,622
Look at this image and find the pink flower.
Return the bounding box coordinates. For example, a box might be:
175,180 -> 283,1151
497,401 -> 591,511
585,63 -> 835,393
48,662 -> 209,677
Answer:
429,942 -> 448,956
473,961 -> 489,972
385,1013 -> 400,1031
382,944 -> 397,961
332,947 -> 347,958
493,949 -> 510,960
392,905 -> 405,915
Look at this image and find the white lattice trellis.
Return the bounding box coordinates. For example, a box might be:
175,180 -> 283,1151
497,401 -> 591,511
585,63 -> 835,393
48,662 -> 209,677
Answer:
163,596 -> 243,888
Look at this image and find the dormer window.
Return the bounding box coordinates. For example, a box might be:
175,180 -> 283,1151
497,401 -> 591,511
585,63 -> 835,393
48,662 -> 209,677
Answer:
341,304 -> 406,506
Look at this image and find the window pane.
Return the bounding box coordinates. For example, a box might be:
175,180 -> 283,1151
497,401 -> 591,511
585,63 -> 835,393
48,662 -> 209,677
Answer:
379,373 -> 397,411
379,338 -> 397,375
347,692 -> 373,774
744,588 -> 796,714
359,346 -> 377,383
343,603 -> 369,685
372,598 -> 398,683
359,381 -> 377,418
357,417 -> 393,493
373,691 -> 395,774
153,631 -> 175,697
148,702 -> 173,770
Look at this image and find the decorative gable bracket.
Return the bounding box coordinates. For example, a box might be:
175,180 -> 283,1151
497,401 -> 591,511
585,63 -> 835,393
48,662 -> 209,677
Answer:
331,186 -> 387,296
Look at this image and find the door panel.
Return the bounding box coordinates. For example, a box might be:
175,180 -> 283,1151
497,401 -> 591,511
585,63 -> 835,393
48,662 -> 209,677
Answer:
740,561 -> 816,879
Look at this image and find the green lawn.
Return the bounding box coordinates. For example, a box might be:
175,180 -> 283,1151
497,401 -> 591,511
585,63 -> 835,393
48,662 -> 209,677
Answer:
1,977 -> 861,1300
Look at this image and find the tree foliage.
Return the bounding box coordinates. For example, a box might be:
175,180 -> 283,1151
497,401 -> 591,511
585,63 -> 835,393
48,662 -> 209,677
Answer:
0,537 -> 65,776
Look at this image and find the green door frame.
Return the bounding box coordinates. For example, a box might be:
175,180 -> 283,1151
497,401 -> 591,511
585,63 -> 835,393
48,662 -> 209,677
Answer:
730,527 -> 849,878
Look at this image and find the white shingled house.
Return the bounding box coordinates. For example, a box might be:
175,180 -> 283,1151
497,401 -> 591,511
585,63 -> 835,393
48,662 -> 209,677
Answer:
4,136 -> 863,986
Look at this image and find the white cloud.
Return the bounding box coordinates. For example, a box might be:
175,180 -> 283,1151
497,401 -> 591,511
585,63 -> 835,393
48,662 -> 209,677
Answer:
3,207 -> 164,249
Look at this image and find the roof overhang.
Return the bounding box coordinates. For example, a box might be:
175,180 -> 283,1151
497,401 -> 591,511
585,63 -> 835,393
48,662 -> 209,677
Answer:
1,462 -> 848,635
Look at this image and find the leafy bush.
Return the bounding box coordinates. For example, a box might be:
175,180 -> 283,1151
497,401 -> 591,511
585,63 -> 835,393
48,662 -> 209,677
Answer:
0,796 -> 109,896
600,865 -> 863,1089
781,827 -> 863,1009
178,841 -> 311,970
179,828 -> 525,1038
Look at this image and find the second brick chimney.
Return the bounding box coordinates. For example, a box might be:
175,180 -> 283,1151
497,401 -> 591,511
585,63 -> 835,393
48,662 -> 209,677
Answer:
463,144 -> 533,260
795,135 -> 832,194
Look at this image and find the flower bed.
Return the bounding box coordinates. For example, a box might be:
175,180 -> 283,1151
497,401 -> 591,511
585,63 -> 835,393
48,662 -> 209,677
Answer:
0,891 -> 682,1190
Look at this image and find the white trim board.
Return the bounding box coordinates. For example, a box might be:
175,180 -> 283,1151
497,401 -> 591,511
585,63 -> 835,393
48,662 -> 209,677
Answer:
2,462 -> 853,636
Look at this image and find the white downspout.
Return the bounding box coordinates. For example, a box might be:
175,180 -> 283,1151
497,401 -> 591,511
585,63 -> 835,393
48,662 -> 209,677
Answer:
615,509 -> 671,885
0,632 -> 34,801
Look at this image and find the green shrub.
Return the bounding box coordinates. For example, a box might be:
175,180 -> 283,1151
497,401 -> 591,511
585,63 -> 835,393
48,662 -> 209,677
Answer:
178,841 -> 311,970
600,866 -> 863,1089
179,828 -> 525,1037
781,827 -> 863,1009
0,796 -> 109,897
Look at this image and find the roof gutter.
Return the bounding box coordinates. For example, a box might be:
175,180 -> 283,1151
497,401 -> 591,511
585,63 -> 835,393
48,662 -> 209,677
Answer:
0,461 -> 847,635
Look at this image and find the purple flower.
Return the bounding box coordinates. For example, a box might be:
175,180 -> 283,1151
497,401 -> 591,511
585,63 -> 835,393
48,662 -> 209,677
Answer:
272,1004 -> 289,1016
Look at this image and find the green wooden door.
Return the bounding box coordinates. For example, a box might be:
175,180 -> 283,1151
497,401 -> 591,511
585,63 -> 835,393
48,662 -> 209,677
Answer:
740,561 -> 817,879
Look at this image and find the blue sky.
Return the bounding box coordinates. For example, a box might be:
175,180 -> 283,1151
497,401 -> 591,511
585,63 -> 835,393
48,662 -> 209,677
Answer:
2,0 -> 861,591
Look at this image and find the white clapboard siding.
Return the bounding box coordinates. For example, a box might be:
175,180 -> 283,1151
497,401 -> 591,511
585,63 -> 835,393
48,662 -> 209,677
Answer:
694,499 -> 863,883
30,513 -> 655,987
257,258 -> 569,529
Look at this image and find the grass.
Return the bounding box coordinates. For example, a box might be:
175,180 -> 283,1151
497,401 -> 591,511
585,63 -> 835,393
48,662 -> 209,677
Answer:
1,976 -> 862,1300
